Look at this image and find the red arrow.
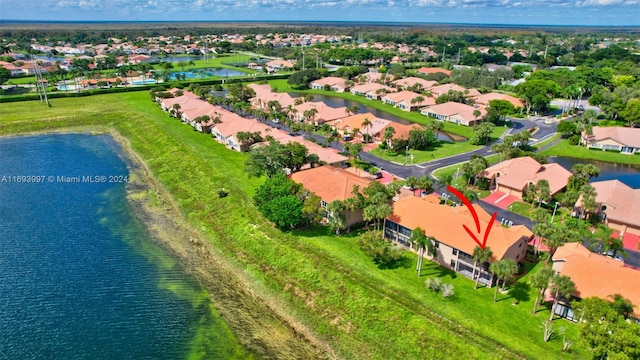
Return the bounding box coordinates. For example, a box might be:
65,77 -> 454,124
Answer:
446,185 -> 498,250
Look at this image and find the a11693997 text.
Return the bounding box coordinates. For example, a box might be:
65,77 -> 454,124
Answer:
1,175 -> 129,184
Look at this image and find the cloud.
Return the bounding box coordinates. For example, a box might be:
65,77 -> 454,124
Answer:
3,0 -> 639,24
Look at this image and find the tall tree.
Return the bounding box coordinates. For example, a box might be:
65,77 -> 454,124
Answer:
472,246 -> 493,289
549,274 -> 576,321
535,179 -> 551,207
580,184 -> 598,220
528,267 -> 555,314
383,126 -> 396,148
327,200 -> 347,235
409,227 -> 429,277
489,259 -> 518,302
361,117 -> 373,142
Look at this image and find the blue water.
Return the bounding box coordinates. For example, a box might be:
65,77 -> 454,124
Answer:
0,134 -> 248,359
168,68 -> 245,80
132,79 -> 159,85
549,156 -> 640,189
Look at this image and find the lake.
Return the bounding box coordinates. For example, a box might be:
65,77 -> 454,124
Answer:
0,134 -> 249,359
549,156 -> 640,189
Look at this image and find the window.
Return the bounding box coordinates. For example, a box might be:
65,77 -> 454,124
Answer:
434,241 -> 440,248
452,249 -> 458,256
516,254 -> 520,259
320,200 -> 328,208
450,260 -> 456,269
519,241 -> 522,248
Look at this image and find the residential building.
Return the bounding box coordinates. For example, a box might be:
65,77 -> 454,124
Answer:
551,242 -> 640,322
483,156 -> 572,199
328,113 -> 390,141
248,83 -> 297,110
290,165 -> 370,226
392,77 -> 438,91
310,76 -> 350,92
350,82 -> 395,100
292,102 -> 348,125
385,195 -> 532,286
382,90 -> 435,112
416,67 -> 452,76
428,84 -> 481,98
265,59 -> 295,72
471,92 -> 524,109
420,102 -> 487,127
582,126 -> 640,154
211,117 -> 275,151
574,180 -> 640,236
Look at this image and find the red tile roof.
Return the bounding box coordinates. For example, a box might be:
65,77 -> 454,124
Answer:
290,165 -> 371,202
553,242 -> 640,318
389,195 -> 532,261
484,156 -> 572,195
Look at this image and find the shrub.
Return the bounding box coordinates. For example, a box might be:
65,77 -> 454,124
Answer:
441,283 -> 455,298
425,278 -> 442,293
567,134 -> 581,145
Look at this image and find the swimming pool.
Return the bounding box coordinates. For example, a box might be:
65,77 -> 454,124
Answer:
132,79 -> 159,85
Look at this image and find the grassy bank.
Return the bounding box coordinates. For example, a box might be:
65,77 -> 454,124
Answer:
1,93 -> 585,359
370,141 -> 479,164
540,139 -> 640,166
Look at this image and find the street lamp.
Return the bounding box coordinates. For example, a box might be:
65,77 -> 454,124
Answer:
551,202 -> 559,223
405,145 -> 409,166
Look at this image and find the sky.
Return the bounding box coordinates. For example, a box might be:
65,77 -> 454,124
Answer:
2,0 -> 639,26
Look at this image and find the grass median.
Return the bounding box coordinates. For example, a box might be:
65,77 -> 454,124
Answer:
1,93 -> 586,359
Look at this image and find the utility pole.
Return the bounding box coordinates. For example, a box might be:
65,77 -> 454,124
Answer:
457,48 -> 461,64
544,45 -> 549,60
442,47 -> 445,62
302,44 -> 305,71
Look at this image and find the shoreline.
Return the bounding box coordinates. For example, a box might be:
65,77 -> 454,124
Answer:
1,128 -> 333,359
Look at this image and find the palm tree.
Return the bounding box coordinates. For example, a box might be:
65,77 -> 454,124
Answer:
410,95 -> 425,108
416,176 -> 434,196
410,227 -> 428,276
383,126 -> 396,148
361,117 -> 372,142
351,127 -> 360,140
591,225 -> 625,258
171,103 -> 182,119
536,180 -> 551,207
473,109 -> 482,126
549,274 -> 576,321
528,267 -> 555,314
327,200 -> 347,235
489,259 -> 518,302
405,176 -> 418,191
472,246 -> 493,289
532,222 -> 553,255
579,184 -> 598,220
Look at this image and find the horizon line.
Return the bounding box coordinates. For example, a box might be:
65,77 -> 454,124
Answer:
1,19 -> 639,29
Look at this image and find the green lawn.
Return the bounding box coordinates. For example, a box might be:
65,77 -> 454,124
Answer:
295,227 -> 584,360
5,76 -> 37,85
540,139 -> 640,166
0,93 -> 586,359
507,201 -> 535,218
369,142 -> 479,165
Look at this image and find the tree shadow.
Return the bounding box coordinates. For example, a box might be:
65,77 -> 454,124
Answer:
377,255 -> 412,270
506,281 -> 531,303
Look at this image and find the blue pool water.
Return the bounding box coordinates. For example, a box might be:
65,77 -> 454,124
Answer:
168,68 -> 245,80
0,134 -> 249,359
132,79 -> 159,85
